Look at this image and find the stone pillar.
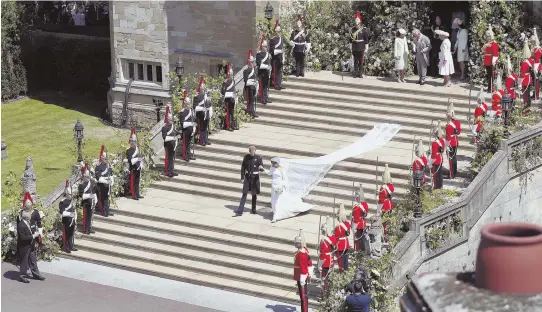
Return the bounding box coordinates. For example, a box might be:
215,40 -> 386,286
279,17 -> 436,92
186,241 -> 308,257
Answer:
368,216 -> 384,258
1,141 -> 7,160
21,156 -> 39,203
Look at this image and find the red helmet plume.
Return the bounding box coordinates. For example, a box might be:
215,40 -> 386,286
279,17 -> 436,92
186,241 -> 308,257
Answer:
274,19 -> 279,31
246,49 -> 254,65
183,90 -> 188,101
164,105 -> 171,123
259,33 -> 266,50
129,127 -> 136,143
99,145 -> 105,162
197,75 -> 205,93
22,191 -> 33,208
354,11 -> 362,24
298,15 -> 302,22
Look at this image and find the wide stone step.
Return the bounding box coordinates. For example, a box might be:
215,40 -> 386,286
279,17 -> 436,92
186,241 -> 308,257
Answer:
286,76 -> 473,101
266,93 -> 471,124
82,223 -> 294,279
64,249 -> 320,308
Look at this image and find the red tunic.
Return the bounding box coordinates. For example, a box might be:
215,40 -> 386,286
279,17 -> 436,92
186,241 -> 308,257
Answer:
334,221 -> 351,251
352,201 -> 369,228
520,59 -> 533,75
505,73 -> 518,99
532,47 -> 542,63
378,183 -> 394,212
520,72 -> 532,87
483,41 -> 499,66
412,155 -> 428,184
431,138 -> 444,165
445,120 -> 461,147
319,236 -> 337,268
474,120 -> 483,134
474,103 -> 488,119
492,90 -> 504,117
293,247 -> 311,281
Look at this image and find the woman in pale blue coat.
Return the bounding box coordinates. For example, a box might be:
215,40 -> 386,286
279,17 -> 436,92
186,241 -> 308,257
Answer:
394,28 -> 409,82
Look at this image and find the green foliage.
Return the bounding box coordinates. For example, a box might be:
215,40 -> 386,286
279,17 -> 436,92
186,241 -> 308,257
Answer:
424,212 -> 463,251
471,121 -> 505,174
421,189 -> 457,214
1,1 -> 28,100
167,72 -> 252,133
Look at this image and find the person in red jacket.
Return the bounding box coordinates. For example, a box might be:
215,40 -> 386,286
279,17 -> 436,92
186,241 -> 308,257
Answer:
411,138 -> 428,186
377,164 -> 394,214
351,184 -> 368,252
483,26 -> 499,92
472,115 -> 484,146
445,101 -> 461,179
505,55 -> 519,101
491,89 -> 504,119
294,229 -> 312,312
334,203 -> 351,272
474,89 -> 489,120
530,29 -> 541,100
318,219 -> 336,294
430,121 -> 445,189
520,35 -> 533,112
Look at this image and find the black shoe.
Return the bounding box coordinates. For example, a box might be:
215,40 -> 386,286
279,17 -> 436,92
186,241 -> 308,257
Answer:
64,249 -> 72,253
253,115 -> 259,118
168,174 -> 174,178
33,275 -> 45,281
251,210 -> 256,214
360,74 -> 364,78
19,277 -> 30,283
207,142 -> 211,146
173,173 -> 179,177
420,81 -> 426,85
90,230 -> 96,234
190,156 -> 196,160
72,248 -> 78,251
233,213 -> 242,217
267,100 -> 272,103
108,213 -> 114,217
134,198 -> 139,201
139,196 -> 144,199
301,74 -> 305,77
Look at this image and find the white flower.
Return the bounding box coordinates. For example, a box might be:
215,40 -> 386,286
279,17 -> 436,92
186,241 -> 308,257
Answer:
9,223 -> 15,233
333,33 -> 339,38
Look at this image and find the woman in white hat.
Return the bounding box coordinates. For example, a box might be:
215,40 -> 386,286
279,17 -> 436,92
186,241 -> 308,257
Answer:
394,28 -> 409,82
437,29 -> 455,87
453,18 -> 469,81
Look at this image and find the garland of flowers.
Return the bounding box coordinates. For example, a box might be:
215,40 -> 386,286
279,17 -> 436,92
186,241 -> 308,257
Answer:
424,211 -> 462,251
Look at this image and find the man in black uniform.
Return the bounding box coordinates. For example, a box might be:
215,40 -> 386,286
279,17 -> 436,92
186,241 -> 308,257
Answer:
60,180 -> 77,253
290,15 -> 311,77
257,34 -> 272,105
221,62 -> 238,131
269,19 -> 285,90
350,11 -> 370,78
17,192 -> 45,282
243,50 -> 259,118
161,104 -> 179,177
180,91 -> 196,161
95,145 -> 114,217
79,164 -> 96,234
235,146 -> 264,216
126,129 -> 143,200
193,76 -> 212,146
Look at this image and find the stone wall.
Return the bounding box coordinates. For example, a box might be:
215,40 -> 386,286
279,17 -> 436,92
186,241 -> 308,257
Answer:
415,168 -> 542,274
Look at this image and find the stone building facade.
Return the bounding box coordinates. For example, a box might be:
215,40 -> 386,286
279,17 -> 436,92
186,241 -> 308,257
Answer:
108,0 -> 279,126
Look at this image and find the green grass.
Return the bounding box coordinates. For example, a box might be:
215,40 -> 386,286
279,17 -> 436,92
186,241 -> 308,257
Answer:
1,98 -> 129,209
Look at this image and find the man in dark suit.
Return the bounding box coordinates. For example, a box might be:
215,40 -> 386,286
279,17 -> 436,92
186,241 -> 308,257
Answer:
345,282 -> 372,312
17,210 -> 45,283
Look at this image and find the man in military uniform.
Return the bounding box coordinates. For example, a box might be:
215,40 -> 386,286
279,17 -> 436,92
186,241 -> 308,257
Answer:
411,139 -> 428,188
429,121 -> 445,190
483,26 -> 499,93
318,217 -> 336,294
243,50 -> 259,118
126,128 -> 143,200
269,19 -> 285,90
221,62 -> 238,131
235,145 -> 264,216
445,100 -> 461,179
293,229 -> 312,312
256,34 -> 272,105
162,105 -> 179,177
334,203 -> 351,271
60,180 -> 77,253
290,15 -> 311,77
95,145 -> 114,217
194,76 -> 213,146
79,164 -> 97,234
350,11 -> 370,78
351,184 -> 368,252
180,91 -> 196,161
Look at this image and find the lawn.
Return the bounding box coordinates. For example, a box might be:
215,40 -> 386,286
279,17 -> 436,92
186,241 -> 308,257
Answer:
1,98 -> 129,209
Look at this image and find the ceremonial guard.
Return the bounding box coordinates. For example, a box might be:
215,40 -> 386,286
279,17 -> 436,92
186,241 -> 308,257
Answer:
445,101 -> 461,179
351,184 -> 368,252
505,55 -> 519,101
491,88 -> 504,119
531,29 -> 541,100
334,203 -> 351,271
180,91 -> 196,161
243,50 -> 258,118
482,26 -> 499,92
60,180 -> 77,253
194,76 -> 213,146
290,15 -> 311,77
79,164 -> 96,234
95,145 -> 113,217
256,34 -> 271,104
412,139 -> 428,186
430,122 -> 445,190
350,11 -> 370,78
162,105 -> 179,177
126,128 -> 143,200
221,62 -> 238,131
472,115 -> 484,146
474,89 -> 489,120
293,229 -> 312,312
269,19 -> 285,90
520,36 -> 533,112
235,146 -> 264,216
377,164 -> 395,214
318,218 -> 336,293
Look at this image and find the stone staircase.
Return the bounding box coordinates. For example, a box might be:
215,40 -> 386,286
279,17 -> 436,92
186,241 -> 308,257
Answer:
66,73 -> 475,308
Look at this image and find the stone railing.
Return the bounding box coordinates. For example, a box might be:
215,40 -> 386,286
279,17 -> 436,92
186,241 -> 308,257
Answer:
390,122 -> 542,289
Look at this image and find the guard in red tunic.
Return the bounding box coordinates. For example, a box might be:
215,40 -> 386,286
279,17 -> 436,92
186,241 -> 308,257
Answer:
531,29 -> 541,100
429,121 -> 445,189
491,89 -> 504,119
520,35 -> 533,113
351,184 -> 368,252
505,55 -> 519,101
445,101 -> 461,179
472,115 -> 484,145
293,229 -> 312,312
334,203 -> 351,271
482,26 -> 499,92
318,218 -> 336,294
474,89 -> 489,120
378,164 -> 394,214
412,139 -> 428,185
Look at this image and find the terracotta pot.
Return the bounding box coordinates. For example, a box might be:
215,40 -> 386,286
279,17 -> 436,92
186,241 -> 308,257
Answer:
476,222 -> 542,294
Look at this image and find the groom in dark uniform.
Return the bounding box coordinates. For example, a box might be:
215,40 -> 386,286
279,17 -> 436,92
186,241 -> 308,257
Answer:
235,146 -> 264,216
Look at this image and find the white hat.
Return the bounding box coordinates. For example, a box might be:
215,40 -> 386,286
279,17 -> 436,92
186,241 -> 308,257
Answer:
382,164 -> 392,184
271,157 -> 281,164
398,28 -> 406,35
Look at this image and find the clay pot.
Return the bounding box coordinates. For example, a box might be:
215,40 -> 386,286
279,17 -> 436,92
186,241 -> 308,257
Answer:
476,222 -> 542,294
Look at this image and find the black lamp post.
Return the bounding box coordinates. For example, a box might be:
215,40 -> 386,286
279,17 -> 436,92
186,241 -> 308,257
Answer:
412,170 -> 424,218
264,2 -> 274,21
73,120 -> 84,163
175,56 -> 184,87
153,99 -> 164,123
501,91 -> 513,137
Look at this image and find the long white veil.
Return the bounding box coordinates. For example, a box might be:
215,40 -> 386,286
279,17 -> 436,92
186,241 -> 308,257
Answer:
272,123 -> 401,221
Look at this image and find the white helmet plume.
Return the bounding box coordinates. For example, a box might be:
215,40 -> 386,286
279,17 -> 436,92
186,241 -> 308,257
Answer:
337,203 -> 347,222
415,138 -> 424,157
382,164 -> 392,184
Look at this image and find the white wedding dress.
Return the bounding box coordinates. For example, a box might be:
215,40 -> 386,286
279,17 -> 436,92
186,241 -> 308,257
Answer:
269,165 -> 313,222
